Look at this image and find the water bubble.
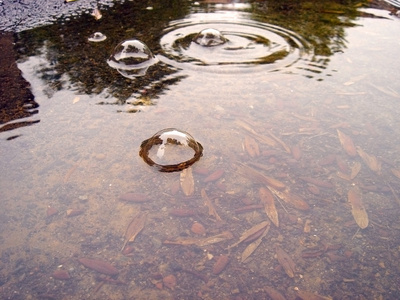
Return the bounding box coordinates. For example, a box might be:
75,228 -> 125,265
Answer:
193,28 -> 228,47
139,128 -> 203,172
88,32 -> 106,42
107,39 -> 158,79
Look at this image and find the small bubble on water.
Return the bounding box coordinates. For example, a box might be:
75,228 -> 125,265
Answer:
107,39 -> 158,79
193,28 -> 227,47
88,32 -> 106,42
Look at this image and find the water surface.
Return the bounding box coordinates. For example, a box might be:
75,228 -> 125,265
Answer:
1,1 -> 400,299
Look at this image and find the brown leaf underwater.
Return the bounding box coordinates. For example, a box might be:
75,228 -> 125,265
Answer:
348,186 -> 368,229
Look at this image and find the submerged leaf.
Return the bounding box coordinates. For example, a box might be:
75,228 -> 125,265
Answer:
276,246 -> 296,278
392,168 -> 400,179
269,187 -> 310,211
337,130 -> 357,157
241,222 -> 270,262
237,163 -> 285,190
228,221 -> 270,249
78,258 -> 119,275
350,161 -> 362,179
180,167 -> 194,196
201,189 -> 222,221
348,186 -> 368,229
121,212 -> 147,251
259,187 -> 279,227
244,135 -> 260,157
295,289 -> 333,300
163,231 -> 233,246
357,147 -> 381,174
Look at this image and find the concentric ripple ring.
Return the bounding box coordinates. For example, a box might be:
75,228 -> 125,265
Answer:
158,12 -> 311,73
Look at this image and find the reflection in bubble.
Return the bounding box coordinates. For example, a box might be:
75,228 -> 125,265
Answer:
193,28 -> 227,47
88,32 -> 107,42
139,128 -> 203,172
107,39 -> 158,79
159,12 -> 313,74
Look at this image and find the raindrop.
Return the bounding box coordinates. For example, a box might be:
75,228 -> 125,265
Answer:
88,32 -> 107,42
193,28 -> 228,47
107,39 -> 158,79
139,128 -> 203,172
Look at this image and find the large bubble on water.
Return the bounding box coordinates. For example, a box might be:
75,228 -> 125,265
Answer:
107,39 -> 158,79
193,28 -> 228,47
139,128 -> 203,172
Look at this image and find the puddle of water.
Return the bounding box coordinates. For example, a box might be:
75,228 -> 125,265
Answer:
1,1 -> 400,299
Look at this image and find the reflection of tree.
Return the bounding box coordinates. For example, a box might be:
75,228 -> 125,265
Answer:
252,0 -> 363,57
16,0 -> 190,106
0,32 -> 39,137
15,0 -> 368,106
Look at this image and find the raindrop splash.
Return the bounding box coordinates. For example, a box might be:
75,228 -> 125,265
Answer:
107,39 -> 158,79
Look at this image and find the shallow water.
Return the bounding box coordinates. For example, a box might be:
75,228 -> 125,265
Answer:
1,1 -> 400,299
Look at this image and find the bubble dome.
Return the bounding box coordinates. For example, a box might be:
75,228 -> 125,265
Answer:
139,128 -> 203,172
107,39 -> 158,79
88,32 -> 106,42
193,28 -> 228,47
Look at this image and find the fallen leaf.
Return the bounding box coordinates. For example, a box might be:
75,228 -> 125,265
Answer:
237,163 -> 285,190
337,130 -> 357,157
241,222 -> 270,262
244,135 -> 260,157
276,246 -> 296,278
357,147 -> 381,174
350,161 -> 361,179
268,130 -> 291,154
269,187 -> 310,211
121,212 -> 147,251
392,168 -> 400,179
163,231 -> 233,246
228,221 -> 269,249
212,255 -> 230,275
264,286 -> 287,300
180,167 -> 194,196
78,258 -> 119,276
201,189 -> 222,221
259,187 -> 279,227
348,186 -> 368,229
295,289 -> 333,300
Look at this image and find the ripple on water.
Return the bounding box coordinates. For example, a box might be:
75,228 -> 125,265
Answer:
158,12 -> 315,75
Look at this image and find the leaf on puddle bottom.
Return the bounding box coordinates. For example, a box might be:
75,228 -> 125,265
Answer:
163,231 -> 233,246
276,246 -> 296,278
244,135 -> 260,157
201,188 -> 222,221
259,187 -> 279,227
180,167 -> 194,196
350,161 -> 362,179
241,222 -> 270,262
237,163 -> 286,190
264,286 -> 287,300
348,186 -> 368,229
392,168 -> 400,179
356,147 -> 381,174
121,212 -> 147,251
228,220 -> 270,249
269,187 -> 310,211
337,129 -> 357,157
295,289 -> 333,300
